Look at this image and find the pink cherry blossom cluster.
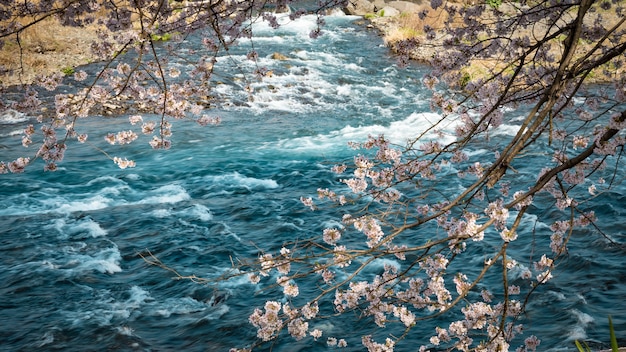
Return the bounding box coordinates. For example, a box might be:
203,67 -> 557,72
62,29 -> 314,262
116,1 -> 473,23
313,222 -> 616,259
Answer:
242,104 -> 621,350
2,1 -> 625,351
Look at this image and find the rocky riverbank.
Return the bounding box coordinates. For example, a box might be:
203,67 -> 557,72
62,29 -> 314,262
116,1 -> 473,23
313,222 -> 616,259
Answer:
0,18 -> 102,87
350,0 -> 625,83
345,0 -> 447,62
0,0 -> 431,88
1,0 -> 622,87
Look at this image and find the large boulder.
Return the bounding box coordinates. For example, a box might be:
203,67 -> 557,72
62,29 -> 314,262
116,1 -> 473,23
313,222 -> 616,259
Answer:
344,0 -> 419,16
387,1 -> 422,13
343,0 -> 368,15
271,52 -> 289,60
344,0 -> 379,15
379,6 -> 400,16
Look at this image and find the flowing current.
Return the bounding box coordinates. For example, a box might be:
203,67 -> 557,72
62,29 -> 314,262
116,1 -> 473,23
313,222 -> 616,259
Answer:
1,12 -> 625,352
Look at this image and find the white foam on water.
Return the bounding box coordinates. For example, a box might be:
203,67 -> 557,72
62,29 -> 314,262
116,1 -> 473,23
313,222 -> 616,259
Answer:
211,46 -> 411,125
218,222 -> 242,242
124,173 -> 141,181
46,217 -> 108,239
148,204 -> 213,221
248,91 -> 317,113
154,297 -> 209,318
204,172 -> 279,190
374,111 -> 457,144
293,51 -> 354,71
234,17 -> 353,65
567,309 -> 595,341
310,321 -> 338,338
243,35 -> 287,45
508,263 -> 531,281
277,221 -> 302,232
103,286 -> 151,320
138,183 -> 191,205
184,204 -> 213,222
509,113 -> 528,122
492,123 -> 523,137
270,112 -> 455,154
366,257 -> 402,273
344,62 -> 364,72
65,246 -> 123,275
41,260 -> 59,270
201,303 -> 230,320
2,177 -> 133,216
77,218 -> 107,238
575,293 -> 587,305
36,331 -> 55,347
241,68 -> 342,114
283,55 -> 372,90
65,285 -> 151,328
45,218 -> 69,237
215,269 -> 252,288
67,308 -> 106,327
213,25 -> 403,115
248,13 -> 321,38
49,194 -> 114,214
321,219 -> 345,230
547,290 -> 567,301
463,148 -> 490,158
0,127 -> 23,137
116,326 -> 135,336
0,109 -> 30,124
150,208 -> 171,218
336,84 -> 352,96
125,286 -> 152,309
212,83 -> 236,100
86,175 -> 128,187
390,112 -> 461,145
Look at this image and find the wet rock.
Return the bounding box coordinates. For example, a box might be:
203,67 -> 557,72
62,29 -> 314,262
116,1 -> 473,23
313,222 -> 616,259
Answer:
271,52 -> 289,60
344,0 -> 375,15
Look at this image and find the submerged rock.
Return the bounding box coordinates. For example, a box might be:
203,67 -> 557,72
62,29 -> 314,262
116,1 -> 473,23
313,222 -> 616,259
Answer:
271,52 -> 289,60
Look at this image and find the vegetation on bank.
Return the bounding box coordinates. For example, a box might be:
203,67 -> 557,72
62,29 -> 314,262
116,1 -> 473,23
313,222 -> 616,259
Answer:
3,1 -> 622,87
369,1 -> 625,84
0,16 -> 101,87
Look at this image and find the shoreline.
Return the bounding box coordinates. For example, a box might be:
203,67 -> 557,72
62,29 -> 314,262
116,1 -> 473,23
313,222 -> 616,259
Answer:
353,0 -> 625,84
0,18 -> 102,88
1,1 -> 622,88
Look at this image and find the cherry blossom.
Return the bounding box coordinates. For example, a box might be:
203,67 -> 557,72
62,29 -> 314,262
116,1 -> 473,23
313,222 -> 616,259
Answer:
2,0 -> 625,351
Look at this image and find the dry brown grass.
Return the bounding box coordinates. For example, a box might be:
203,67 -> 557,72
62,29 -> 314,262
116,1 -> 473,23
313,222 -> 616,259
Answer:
383,12 -> 423,44
377,2 -> 625,83
0,12 -> 103,87
0,2 -> 188,87
380,6 -> 451,45
1,2 -> 623,87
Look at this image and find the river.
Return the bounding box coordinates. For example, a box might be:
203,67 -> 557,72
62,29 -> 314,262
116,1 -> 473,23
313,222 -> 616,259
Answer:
1,10 -> 625,352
